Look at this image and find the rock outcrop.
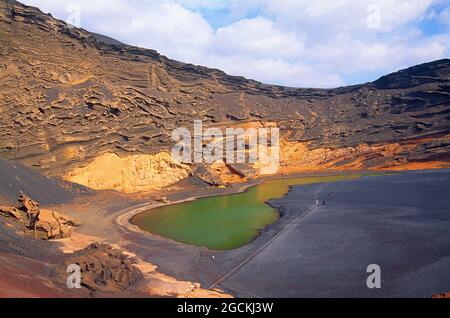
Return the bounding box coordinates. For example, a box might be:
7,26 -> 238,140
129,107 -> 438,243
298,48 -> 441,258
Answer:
64,152 -> 190,193
432,292 -> 450,298
0,205 -> 22,219
54,243 -> 144,295
0,0 -> 449,192
192,165 -> 224,187
0,192 -> 80,239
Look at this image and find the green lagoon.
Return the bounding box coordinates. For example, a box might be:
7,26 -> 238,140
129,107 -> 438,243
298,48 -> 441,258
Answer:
131,174 -> 365,250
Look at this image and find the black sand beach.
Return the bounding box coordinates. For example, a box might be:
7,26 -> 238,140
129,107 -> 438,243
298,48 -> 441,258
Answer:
219,170 -> 450,297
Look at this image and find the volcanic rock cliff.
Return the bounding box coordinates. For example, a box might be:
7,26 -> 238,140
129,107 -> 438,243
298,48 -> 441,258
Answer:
1,0 -> 449,192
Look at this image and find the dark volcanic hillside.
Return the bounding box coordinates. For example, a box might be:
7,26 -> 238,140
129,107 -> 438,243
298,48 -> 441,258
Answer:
0,158 -> 91,204
1,0 -> 449,192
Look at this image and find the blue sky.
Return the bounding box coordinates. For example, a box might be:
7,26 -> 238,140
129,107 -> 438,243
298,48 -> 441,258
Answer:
22,0 -> 450,88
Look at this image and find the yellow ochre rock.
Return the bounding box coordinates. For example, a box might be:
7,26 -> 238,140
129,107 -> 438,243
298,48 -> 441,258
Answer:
64,152 -> 190,193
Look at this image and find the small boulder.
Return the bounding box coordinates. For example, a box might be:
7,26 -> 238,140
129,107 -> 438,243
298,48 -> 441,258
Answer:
0,206 -> 23,220
34,209 -> 81,239
192,165 -> 223,186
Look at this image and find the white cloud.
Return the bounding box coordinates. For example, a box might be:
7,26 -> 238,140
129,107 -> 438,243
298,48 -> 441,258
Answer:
176,0 -> 228,11
263,0 -> 436,33
202,55 -> 344,88
215,17 -> 304,58
305,37 -> 446,74
126,2 -> 214,61
440,6 -> 450,26
21,0 -> 450,87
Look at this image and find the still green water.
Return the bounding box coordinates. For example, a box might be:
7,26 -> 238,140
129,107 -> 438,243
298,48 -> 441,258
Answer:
132,175 -> 365,250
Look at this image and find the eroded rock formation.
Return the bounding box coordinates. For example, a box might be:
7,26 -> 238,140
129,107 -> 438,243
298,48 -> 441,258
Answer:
0,0 -> 449,192
0,192 -> 80,239
0,205 -> 22,219
53,243 -> 144,295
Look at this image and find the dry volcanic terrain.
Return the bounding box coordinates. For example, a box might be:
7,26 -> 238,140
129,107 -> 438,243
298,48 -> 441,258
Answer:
0,0 -> 449,298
